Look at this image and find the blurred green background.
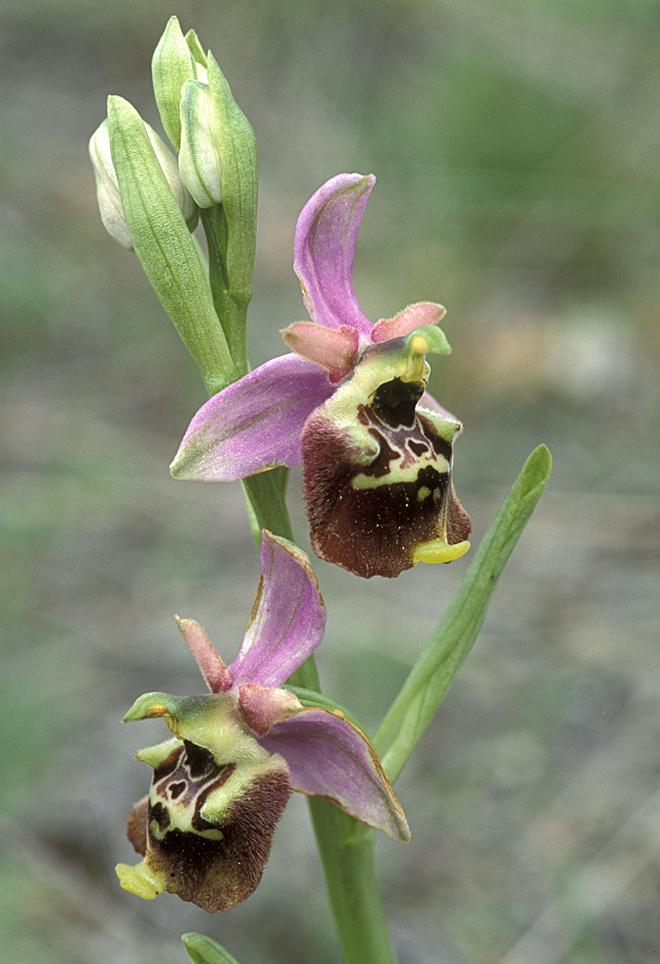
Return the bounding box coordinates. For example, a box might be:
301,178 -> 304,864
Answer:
1,1 -> 659,962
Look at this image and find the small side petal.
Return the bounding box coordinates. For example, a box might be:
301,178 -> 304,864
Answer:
230,532 -> 326,687
371,302 -> 446,344
294,173 -> 375,336
260,708 -> 410,842
176,616 -> 233,693
238,683 -> 302,736
281,322 -> 359,383
170,354 -> 334,481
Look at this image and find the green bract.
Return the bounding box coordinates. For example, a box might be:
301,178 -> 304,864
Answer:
106,95 -> 237,393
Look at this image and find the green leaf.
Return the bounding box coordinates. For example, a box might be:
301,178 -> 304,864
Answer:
182,932 -> 241,964
374,444 -> 552,782
107,95 -> 237,395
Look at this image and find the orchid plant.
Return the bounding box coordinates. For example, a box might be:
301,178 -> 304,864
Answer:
90,16 -> 551,964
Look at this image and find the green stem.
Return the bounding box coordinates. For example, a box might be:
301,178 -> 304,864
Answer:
308,803 -> 399,964
240,471 -> 293,547
193,193 -> 398,964
234,463 -> 398,964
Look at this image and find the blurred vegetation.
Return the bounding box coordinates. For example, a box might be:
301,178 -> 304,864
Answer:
1,1 -> 659,963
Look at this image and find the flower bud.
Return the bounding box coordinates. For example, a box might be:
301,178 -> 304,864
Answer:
151,16 -> 208,151
88,119 -> 132,249
89,116 -> 199,249
178,79 -> 223,208
146,123 -> 199,231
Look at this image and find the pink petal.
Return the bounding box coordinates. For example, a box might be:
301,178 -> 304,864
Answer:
229,532 -> 327,688
259,708 -> 410,841
170,354 -> 334,481
175,617 -> 233,693
371,302 -> 446,343
281,322 -> 359,383
293,173 -> 375,336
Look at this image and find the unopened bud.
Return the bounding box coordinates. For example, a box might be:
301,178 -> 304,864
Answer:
89,116 -> 199,249
88,119 -> 132,248
152,16 -> 207,150
178,79 -> 223,208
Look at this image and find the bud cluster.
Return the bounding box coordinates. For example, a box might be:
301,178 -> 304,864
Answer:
88,16 -> 259,392
89,17 -> 256,245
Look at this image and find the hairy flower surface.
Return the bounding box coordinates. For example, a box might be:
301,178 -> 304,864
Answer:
116,532 -> 409,912
171,174 -> 470,577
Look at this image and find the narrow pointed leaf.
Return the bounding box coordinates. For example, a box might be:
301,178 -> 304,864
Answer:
230,532 -> 326,687
107,96 -> 234,395
182,933 -> 242,964
374,445 -> 552,782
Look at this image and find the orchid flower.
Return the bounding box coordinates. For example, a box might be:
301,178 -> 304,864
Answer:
171,173 -> 471,578
116,531 -> 409,912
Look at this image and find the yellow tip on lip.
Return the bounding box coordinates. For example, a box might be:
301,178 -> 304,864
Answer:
413,539 -> 471,565
115,862 -> 165,900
